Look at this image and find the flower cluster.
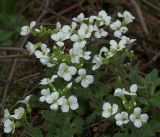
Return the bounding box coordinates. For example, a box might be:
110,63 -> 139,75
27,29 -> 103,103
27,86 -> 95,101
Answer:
22,10 -> 135,70
39,75 -> 79,112
19,10 -> 135,112
2,95 -> 31,134
3,10 -> 144,135
102,84 -> 149,128
39,88 -> 79,112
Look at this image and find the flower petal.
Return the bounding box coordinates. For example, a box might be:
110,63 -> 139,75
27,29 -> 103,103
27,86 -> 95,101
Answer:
103,102 -> 111,110
70,103 -> 79,110
130,114 -> 136,122
130,84 -> 138,93
116,120 -> 123,126
63,73 -> 72,81
68,66 -> 77,75
81,79 -> 89,88
102,110 -> 111,118
112,104 -> 118,115
110,40 -> 117,47
140,114 -> 149,123
61,104 -> 69,112
134,107 -> 141,115
50,104 -> 58,110
86,75 -> 94,84
134,120 -> 142,128
115,113 -> 122,120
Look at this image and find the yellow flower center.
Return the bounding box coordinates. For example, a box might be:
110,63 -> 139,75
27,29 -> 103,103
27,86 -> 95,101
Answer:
108,108 -> 112,113
136,115 -> 140,119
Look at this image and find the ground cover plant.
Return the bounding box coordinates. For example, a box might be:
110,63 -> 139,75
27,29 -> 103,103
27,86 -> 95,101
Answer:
0,0 -> 160,137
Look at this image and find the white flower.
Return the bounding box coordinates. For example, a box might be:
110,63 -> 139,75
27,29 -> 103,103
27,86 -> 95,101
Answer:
114,84 -> 138,97
3,109 -> 12,120
129,84 -> 138,95
34,28 -> 40,32
20,21 -> 36,36
115,112 -> 129,126
25,42 -> 36,55
102,102 -> 118,118
110,20 -> 128,38
70,34 -> 86,48
61,95 -> 79,112
82,50 -> 91,60
40,75 -> 58,85
56,22 -> 61,31
75,68 -> 94,88
110,39 -> 126,51
114,88 -> 128,97
46,56 -> 57,67
39,88 -> 50,102
46,92 -> 64,110
99,47 -> 114,58
57,63 -> 77,81
94,25 -> 108,38
69,46 -> 83,63
92,47 -> 113,71
114,88 -> 136,97
62,22 -> 77,38
66,82 -> 72,89
35,44 -> 50,58
97,10 -> 111,26
72,13 -> 85,22
69,43 -> 91,63
12,107 -> 25,120
2,109 -> 12,124
88,15 -> 97,23
118,11 -> 135,24
92,55 -> 103,71
18,95 -> 31,105
78,23 -> 94,38
130,107 -> 149,128
121,36 -> 136,44
51,32 -> 69,47
3,119 -> 15,134
35,43 -> 50,65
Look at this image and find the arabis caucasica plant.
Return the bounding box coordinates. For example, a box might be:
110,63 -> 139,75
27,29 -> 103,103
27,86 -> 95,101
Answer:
3,10 -> 157,137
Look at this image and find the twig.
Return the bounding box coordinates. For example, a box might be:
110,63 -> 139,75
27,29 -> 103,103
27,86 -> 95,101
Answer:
129,0 -> 149,36
59,0 -> 85,15
0,37 -> 29,116
37,23 -> 56,26
0,0 -> 50,116
0,47 -> 27,52
0,55 -> 32,59
36,0 -> 49,22
0,58 -> 35,62
34,0 -> 71,23
140,52 -> 160,71
142,0 -> 160,13
13,72 -> 42,84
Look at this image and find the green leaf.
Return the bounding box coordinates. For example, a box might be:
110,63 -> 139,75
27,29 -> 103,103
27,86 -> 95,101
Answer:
24,123 -> 43,137
0,29 -> 13,45
0,0 -> 16,13
150,119 -> 160,132
113,132 -> 129,137
145,69 -> 160,95
149,93 -> 160,107
133,124 -> 155,137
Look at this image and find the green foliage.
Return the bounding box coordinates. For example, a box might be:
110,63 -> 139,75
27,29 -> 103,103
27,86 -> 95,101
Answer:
21,53 -> 160,137
0,0 -> 16,13
2,7 -> 160,137
24,123 -> 43,137
42,110 -> 85,137
0,12 -> 26,46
